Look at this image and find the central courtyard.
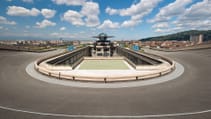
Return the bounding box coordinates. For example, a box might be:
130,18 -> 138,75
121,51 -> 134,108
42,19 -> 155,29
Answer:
34,33 -> 174,82
78,59 -> 130,70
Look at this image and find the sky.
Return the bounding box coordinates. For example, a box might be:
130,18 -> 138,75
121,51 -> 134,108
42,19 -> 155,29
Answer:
0,0 -> 210,40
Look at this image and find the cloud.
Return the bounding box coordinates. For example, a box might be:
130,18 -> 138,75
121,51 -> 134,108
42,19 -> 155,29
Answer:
174,0 -> 211,29
50,32 -> 59,36
106,0 -> 162,27
7,6 -> 56,18
153,0 -> 211,33
98,19 -> 119,29
81,1 -> 100,27
176,0 -> 211,22
22,0 -> 33,3
105,7 -> 119,15
155,28 -> 165,33
118,0 -> 162,17
7,6 -> 40,16
149,0 -> 192,33
60,27 -> 66,31
41,9 -> 56,18
154,26 -> 185,33
0,26 -> 3,30
121,19 -> 142,27
0,16 -> 16,25
106,0 -> 162,17
62,10 -> 84,26
25,25 -> 30,29
50,32 -> 77,38
62,1 -> 100,27
52,0 -> 85,6
149,0 -> 192,23
35,19 -> 56,28
152,22 -> 169,29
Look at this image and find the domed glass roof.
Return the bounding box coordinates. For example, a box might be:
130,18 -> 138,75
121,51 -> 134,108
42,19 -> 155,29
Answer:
99,33 -> 107,37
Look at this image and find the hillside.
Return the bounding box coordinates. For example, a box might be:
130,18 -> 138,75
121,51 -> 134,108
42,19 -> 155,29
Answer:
140,30 -> 211,41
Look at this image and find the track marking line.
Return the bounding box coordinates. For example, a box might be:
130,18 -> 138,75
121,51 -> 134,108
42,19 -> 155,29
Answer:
0,105 -> 211,118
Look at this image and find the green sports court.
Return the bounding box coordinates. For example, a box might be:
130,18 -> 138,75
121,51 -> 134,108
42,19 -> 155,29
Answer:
78,59 -> 130,70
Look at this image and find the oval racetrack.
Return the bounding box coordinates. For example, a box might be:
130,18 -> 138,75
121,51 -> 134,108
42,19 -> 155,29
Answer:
0,49 -> 211,119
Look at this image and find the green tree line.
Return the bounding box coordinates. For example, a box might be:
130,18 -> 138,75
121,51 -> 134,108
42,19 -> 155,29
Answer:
140,30 -> 211,41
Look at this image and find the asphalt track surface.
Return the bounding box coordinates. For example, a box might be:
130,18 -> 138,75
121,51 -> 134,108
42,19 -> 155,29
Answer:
0,49 -> 211,119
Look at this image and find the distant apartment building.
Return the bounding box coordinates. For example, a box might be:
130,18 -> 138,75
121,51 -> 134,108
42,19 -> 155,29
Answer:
141,40 -> 190,49
190,34 -> 203,45
0,40 -> 17,45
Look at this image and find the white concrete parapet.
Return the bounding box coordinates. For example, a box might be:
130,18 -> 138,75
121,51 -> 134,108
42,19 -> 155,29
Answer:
34,50 -> 175,82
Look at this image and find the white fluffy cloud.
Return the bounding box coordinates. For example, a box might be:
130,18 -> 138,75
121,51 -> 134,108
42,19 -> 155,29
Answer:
52,0 -> 85,6
119,0 -> 162,17
7,6 -> 57,18
41,9 -> 56,18
149,0 -> 192,23
177,0 -> 211,22
152,0 -> 211,33
22,0 -> 33,3
62,10 -> 84,26
62,1 -> 100,27
0,16 -> 16,25
121,19 -> 141,27
155,28 -> 165,33
98,19 -> 119,29
60,27 -> 66,31
50,32 -> 78,39
174,0 -> 211,29
81,1 -> 100,27
105,0 -> 162,28
7,6 -> 40,16
35,19 -> 56,28
105,7 -> 119,15
152,22 -> 169,29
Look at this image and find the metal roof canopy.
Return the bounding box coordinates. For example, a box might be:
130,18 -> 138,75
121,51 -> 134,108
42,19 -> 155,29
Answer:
93,33 -> 114,41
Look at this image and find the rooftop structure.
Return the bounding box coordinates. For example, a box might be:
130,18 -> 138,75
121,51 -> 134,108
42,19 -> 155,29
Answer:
92,33 -> 114,57
93,33 -> 113,41
190,34 -> 203,45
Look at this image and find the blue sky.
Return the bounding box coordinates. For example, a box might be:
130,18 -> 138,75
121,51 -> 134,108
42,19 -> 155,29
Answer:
0,0 -> 210,40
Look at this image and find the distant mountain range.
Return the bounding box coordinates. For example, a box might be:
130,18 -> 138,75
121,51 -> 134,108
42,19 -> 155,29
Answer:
140,30 -> 211,41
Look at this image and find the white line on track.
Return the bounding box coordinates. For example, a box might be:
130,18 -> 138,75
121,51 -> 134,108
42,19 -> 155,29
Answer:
0,105 -> 211,118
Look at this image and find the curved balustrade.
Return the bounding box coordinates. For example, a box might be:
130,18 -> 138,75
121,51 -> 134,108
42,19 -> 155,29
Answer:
34,46 -> 175,82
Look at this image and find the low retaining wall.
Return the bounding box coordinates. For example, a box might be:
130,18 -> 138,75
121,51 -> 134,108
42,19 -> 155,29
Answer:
34,49 -> 175,82
0,45 -> 56,53
35,61 -> 174,82
83,57 -> 124,60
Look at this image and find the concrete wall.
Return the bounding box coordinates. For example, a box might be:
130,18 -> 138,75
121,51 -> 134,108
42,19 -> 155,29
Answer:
116,47 -> 162,65
34,46 -> 175,82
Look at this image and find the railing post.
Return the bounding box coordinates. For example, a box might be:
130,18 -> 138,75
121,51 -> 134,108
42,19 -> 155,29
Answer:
73,76 -> 75,80
136,76 -> 138,80
171,66 -> 174,71
59,72 -> 61,80
104,78 -> 107,83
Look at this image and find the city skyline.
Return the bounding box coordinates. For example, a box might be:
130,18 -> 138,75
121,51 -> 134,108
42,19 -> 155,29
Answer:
0,0 -> 210,40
